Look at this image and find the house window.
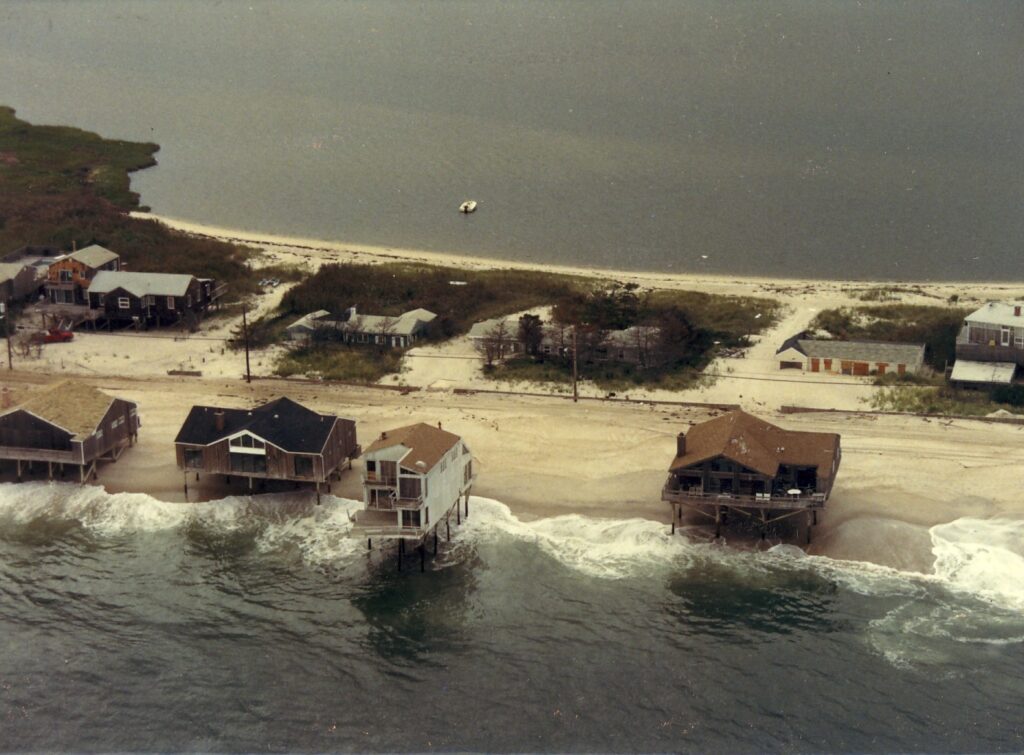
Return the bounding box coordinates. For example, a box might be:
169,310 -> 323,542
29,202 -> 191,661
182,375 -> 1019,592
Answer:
117,296 -> 130,310
167,296 -> 176,310
230,435 -> 265,450
186,295 -> 193,307
94,428 -> 104,440
401,509 -> 421,528
144,295 -> 155,306
230,453 -> 267,474
112,417 -> 125,428
59,269 -> 73,282
294,456 -> 314,477
184,449 -> 203,469
365,460 -> 376,473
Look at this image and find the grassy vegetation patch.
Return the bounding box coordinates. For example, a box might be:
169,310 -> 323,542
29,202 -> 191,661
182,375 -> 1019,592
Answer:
869,385 -> 1023,416
646,289 -> 781,342
282,262 -> 588,337
809,303 -> 969,370
489,355 -> 713,392
274,344 -> 403,383
0,106 -> 256,295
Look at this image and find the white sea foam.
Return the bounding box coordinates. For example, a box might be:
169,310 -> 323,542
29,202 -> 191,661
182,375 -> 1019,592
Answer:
3,484 -> 1023,623
929,518 -> 1024,611
454,496 -> 699,579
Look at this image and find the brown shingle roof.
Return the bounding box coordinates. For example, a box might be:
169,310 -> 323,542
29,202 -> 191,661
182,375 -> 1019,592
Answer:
14,381 -> 125,438
669,410 -> 840,482
364,422 -> 461,472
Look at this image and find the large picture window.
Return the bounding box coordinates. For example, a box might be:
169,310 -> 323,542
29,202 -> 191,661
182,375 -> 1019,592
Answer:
230,453 -> 266,474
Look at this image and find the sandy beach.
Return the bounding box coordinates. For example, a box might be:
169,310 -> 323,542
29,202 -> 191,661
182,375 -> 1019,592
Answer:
6,216 -> 1024,574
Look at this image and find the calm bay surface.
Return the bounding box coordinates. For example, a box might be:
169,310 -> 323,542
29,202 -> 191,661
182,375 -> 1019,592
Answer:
1,1 -> 1022,280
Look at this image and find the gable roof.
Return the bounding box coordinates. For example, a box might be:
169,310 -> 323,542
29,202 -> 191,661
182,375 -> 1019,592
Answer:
0,261 -> 30,284
467,316 -> 519,339
9,381 -> 125,438
669,410 -> 840,482
174,396 -> 339,453
90,271 -> 195,298
286,310 -> 330,334
792,339 -> 925,365
364,422 -> 462,472
69,245 -> 119,269
775,333 -> 807,356
965,301 -> 1024,328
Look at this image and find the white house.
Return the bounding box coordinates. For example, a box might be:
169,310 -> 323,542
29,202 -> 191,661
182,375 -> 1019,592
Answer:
353,422 -> 475,542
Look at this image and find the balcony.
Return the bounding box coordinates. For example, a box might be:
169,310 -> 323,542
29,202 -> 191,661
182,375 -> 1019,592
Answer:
349,508 -> 427,538
662,477 -> 825,510
363,472 -> 397,486
0,446 -> 80,464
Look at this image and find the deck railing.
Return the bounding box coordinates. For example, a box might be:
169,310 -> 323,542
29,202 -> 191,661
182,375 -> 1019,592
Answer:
662,478 -> 826,510
0,446 -> 80,464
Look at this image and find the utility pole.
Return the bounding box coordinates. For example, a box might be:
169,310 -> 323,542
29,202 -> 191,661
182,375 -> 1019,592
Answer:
571,325 -> 578,403
1,303 -> 11,371
241,303 -> 251,383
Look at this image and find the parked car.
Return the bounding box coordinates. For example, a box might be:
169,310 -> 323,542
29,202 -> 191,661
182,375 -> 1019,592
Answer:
42,328 -> 74,343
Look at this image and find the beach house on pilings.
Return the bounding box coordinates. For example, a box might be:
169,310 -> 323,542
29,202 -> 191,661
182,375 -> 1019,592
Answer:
662,410 -> 841,543
353,423 -> 475,571
0,381 -> 139,483
174,397 -> 359,500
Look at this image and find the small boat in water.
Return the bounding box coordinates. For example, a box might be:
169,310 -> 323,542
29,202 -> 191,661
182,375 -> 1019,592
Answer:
459,200 -> 477,214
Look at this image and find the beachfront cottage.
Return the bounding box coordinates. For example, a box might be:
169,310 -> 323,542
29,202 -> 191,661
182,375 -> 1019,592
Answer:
775,336 -> 925,377
467,316 -> 526,360
87,271 -> 222,327
0,381 -> 139,483
0,262 -> 39,306
285,305 -> 437,348
662,409 -> 841,542
353,423 -> 475,569
950,301 -> 1024,386
173,397 -> 359,499
45,245 -> 121,306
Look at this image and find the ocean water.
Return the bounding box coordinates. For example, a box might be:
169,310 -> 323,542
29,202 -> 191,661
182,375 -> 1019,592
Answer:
1,1 -> 1022,280
1,483 -> 1023,752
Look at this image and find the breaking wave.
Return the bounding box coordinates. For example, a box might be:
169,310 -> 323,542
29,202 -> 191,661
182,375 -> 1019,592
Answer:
2,484 -> 1023,655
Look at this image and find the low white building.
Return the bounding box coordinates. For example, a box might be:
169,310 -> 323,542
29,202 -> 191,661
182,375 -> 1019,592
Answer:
776,336 -> 926,377
286,305 -> 436,348
353,422 -> 475,544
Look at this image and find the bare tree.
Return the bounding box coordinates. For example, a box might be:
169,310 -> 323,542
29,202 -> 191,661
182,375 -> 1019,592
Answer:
373,316 -> 398,351
631,324 -> 660,369
475,320 -> 511,368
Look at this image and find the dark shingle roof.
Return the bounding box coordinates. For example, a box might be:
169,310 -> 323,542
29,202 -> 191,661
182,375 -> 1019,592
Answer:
174,397 -> 337,453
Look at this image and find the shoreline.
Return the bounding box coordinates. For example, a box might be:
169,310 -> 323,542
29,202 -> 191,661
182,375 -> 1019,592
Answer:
5,371 -> 1024,575
137,212 -> 1024,295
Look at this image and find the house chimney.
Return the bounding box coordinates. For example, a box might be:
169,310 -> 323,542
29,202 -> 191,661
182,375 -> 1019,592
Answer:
676,432 -> 686,457
381,431 -> 387,440
214,410 -> 225,432
437,421 -> 442,430
1,387 -> 11,410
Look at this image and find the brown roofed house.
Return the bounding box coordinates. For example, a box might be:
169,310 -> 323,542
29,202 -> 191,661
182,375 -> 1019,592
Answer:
662,410 -> 841,540
0,381 -> 139,482
355,423 -> 475,549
